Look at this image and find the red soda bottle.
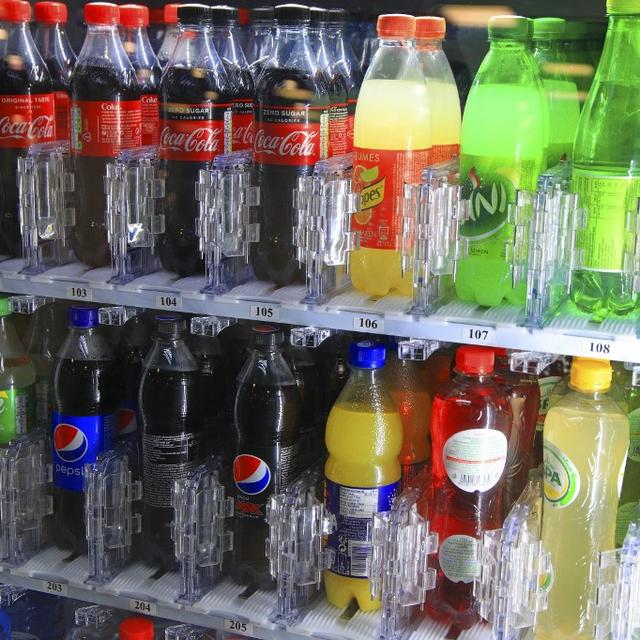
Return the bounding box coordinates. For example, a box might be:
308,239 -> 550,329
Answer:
427,346 -> 512,629
157,4 -> 180,68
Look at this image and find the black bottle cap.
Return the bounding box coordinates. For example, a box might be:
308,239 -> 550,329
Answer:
156,315 -> 187,338
327,8 -> 347,23
210,4 -> 237,24
177,3 -> 210,25
274,3 -> 310,24
310,6 -> 330,24
252,324 -> 284,347
251,6 -> 274,21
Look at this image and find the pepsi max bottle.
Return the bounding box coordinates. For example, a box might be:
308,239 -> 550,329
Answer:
51,306 -> 119,553
233,325 -> 301,588
139,316 -> 203,571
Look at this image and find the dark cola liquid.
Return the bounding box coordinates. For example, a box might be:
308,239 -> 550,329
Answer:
0,58 -> 52,257
253,66 -> 329,286
71,64 -> 139,267
139,366 -> 203,571
158,66 -> 233,276
51,355 -> 119,553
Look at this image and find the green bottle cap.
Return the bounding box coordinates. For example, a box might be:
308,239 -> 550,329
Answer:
564,20 -> 590,39
532,17 -> 566,40
488,15 -> 532,41
608,0 -> 640,14
0,297 -> 11,317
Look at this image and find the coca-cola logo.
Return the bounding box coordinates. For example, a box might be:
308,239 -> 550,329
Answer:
101,103 -> 121,111
0,114 -> 54,141
254,128 -> 318,158
233,123 -> 254,146
160,125 -> 221,154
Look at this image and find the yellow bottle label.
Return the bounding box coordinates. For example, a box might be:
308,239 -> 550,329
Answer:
543,440 -> 581,508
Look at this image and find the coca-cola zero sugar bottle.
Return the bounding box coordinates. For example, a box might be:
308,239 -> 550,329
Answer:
252,3 -> 330,286
0,0 -> 56,257
245,6 -> 274,79
158,3 -> 232,276
70,2 -> 141,267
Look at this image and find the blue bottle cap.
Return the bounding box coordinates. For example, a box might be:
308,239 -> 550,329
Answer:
348,340 -> 386,369
68,306 -> 99,328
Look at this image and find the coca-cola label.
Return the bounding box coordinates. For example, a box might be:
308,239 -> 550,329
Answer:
159,101 -> 231,162
71,99 -> 142,157
232,98 -> 254,151
0,94 -> 56,149
254,105 -> 329,166
54,90 -> 70,143
141,93 -> 159,147
329,101 -> 348,157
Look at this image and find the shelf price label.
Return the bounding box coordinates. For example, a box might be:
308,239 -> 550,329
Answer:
223,619 -> 254,637
155,294 -> 182,310
129,599 -> 156,616
42,579 -> 67,595
353,314 -> 385,333
66,286 -> 92,301
578,337 -> 622,360
459,325 -> 496,345
250,303 -> 280,321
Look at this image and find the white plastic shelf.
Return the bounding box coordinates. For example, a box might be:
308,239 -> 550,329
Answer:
0,545 -> 491,640
0,258 -> 638,361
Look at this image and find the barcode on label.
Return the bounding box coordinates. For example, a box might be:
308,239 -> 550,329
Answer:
456,472 -> 500,488
349,540 -> 371,577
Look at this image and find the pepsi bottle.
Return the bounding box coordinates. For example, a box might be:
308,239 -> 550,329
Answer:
139,316 -> 203,571
51,306 -> 119,554
233,325 -> 301,588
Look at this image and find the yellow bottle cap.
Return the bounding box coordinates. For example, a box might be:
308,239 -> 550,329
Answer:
570,357 -> 612,392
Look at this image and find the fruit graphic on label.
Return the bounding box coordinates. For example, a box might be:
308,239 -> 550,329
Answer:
361,166 -> 379,183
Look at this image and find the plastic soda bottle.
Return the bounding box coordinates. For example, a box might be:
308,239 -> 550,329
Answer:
563,21 -> 596,106
570,0 -> 640,319
532,357 -> 565,467
350,14 -> 431,298
427,346 -> 512,628
0,296 -> 35,444
324,340 -> 402,611
415,17 -> 461,164
455,16 -> 546,307
537,358 -> 628,640
532,18 -> 581,167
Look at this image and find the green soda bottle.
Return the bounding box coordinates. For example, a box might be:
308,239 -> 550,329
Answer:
533,18 -> 581,167
563,21 -> 596,106
571,0 -> 640,319
0,296 -> 35,444
456,16 -> 546,307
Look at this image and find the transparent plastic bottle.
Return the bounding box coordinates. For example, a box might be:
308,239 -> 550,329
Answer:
33,1 -> 76,144
314,330 -> 351,426
244,6 -> 274,77
537,358 -> 629,640
70,2 -> 141,268
563,20 -> 595,106
156,3 -> 180,68
570,0 -> 640,320
350,14 -> 431,298
415,16 -> 461,164
324,340 -> 402,611
119,4 -> 161,147
422,343 -> 454,399
427,346 -> 512,629
0,296 -> 35,444
532,357 -> 565,467
148,7 -> 165,53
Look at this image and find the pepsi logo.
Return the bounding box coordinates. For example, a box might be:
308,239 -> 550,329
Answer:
53,423 -> 88,462
118,408 -> 137,435
233,454 -> 271,495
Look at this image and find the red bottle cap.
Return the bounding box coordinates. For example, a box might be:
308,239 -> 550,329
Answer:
149,7 -> 163,24
163,2 -> 179,24
415,16 -> 446,39
238,6 -> 250,25
377,14 -> 415,39
118,618 -> 154,640
456,346 -> 495,375
34,1 -> 67,24
84,2 -> 119,25
119,4 -> 148,27
0,1 -> 31,22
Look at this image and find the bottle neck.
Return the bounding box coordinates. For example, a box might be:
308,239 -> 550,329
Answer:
272,23 -> 316,71
489,38 -> 529,52
7,21 -> 42,59
78,23 -> 130,67
120,25 -> 157,68
454,369 -> 495,384
350,366 -> 383,384
415,37 -> 444,52
594,14 -> 640,82
172,22 -> 218,67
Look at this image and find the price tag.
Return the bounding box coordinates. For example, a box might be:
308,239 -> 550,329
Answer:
581,338 -> 617,359
223,619 -> 254,637
155,294 -> 182,310
353,314 -> 385,333
42,580 -> 67,595
250,303 -> 279,321
66,286 -> 92,301
459,325 -> 496,344
128,599 -> 156,616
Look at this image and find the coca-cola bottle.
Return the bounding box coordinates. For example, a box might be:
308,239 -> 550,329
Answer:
119,4 -> 161,146
156,3 -> 180,68
245,6 -> 274,77
148,7 -> 165,53
0,0 -> 56,257
309,7 -> 348,157
33,1 -> 76,145
158,4 -> 232,276
210,5 -> 254,152
252,3 -> 330,286
326,8 -> 362,150
70,2 -> 141,268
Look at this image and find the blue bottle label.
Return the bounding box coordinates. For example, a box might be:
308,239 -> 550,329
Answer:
325,478 -> 400,578
52,412 -> 114,492
116,400 -> 137,441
